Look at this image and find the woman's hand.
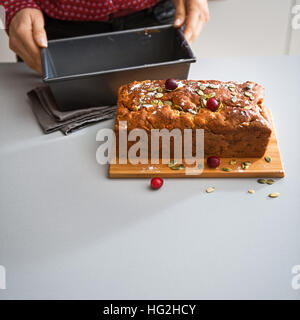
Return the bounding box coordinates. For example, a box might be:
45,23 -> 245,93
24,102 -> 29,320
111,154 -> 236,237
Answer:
9,8 -> 48,74
173,0 -> 209,43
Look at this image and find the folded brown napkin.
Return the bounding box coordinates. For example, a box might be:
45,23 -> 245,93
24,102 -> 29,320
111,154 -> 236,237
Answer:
27,86 -> 116,135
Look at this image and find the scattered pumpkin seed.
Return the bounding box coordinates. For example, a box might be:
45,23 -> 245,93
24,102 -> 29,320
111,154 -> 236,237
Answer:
248,189 -> 255,194
249,95 -> 255,101
229,159 -> 237,165
231,91 -> 237,96
168,160 -> 177,168
246,84 -> 253,90
163,100 -> 173,106
264,156 -> 272,163
132,106 -> 139,111
269,192 -> 280,198
169,163 -> 185,170
242,161 -> 251,170
257,178 -> 267,184
228,83 -> 236,88
199,84 -> 207,90
147,87 -> 157,92
197,89 -> 204,96
231,95 -> 237,103
189,81 -> 196,85
243,105 -> 252,110
206,187 -> 215,193
266,179 -> 275,185
157,87 -> 163,93
151,99 -> 160,105
222,167 -> 232,172
229,87 -> 236,92
155,92 -> 163,98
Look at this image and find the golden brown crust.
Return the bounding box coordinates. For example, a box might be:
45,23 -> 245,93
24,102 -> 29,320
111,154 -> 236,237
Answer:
115,80 -> 272,157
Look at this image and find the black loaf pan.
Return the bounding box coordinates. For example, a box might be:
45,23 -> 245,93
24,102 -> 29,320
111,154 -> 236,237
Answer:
42,24 -> 196,111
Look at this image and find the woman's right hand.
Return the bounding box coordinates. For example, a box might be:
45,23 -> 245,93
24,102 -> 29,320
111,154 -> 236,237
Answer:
9,8 -> 48,74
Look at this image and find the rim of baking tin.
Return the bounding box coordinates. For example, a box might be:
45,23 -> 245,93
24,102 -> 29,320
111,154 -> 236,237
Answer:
41,24 -> 196,83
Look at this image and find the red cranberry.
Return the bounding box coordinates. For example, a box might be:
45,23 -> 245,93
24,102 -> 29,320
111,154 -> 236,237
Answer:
207,156 -> 220,168
206,98 -> 219,112
165,78 -> 178,90
151,177 -> 164,190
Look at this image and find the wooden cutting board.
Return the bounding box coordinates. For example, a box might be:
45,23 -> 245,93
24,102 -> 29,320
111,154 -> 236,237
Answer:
109,109 -> 284,178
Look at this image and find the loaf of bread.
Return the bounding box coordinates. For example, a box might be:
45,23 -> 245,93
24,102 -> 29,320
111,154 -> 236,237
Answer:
114,80 -> 272,158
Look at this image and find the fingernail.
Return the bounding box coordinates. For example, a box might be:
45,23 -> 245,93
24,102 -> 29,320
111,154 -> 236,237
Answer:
40,38 -> 48,48
174,18 -> 182,26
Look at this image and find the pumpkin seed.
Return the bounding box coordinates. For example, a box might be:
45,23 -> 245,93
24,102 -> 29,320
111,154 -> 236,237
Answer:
243,106 -> 252,110
168,161 -> 185,170
244,91 -> 252,97
151,99 -> 159,105
155,92 -> 163,98
200,98 -> 207,108
206,187 -> 215,193
231,95 -> 237,103
147,87 -> 157,92
132,106 -> 139,111
269,192 -> 280,198
246,84 -> 253,90
208,84 -> 219,89
206,92 -> 216,98
229,87 -> 235,92
229,159 -> 237,165
257,178 -> 267,184
168,160 -> 177,168
157,87 -> 163,93
197,89 -> 204,96
248,189 -> 255,194
266,179 -> 275,185
199,84 -> 207,90
222,167 -> 231,172
228,83 -> 236,88
264,156 -> 271,163
174,104 -> 183,111
188,108 -> 197,115
217,101 -> 224,112
163,100 -> 173,106
242,161 -> 251,170
249,95 -> 255,101
189,81 -> 196,85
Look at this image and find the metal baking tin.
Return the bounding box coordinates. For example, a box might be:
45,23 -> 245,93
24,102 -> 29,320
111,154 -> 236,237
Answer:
42,24 -> 196,111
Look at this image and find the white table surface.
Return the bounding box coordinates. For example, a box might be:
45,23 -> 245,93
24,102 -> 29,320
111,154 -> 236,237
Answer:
0,56 -> 300,300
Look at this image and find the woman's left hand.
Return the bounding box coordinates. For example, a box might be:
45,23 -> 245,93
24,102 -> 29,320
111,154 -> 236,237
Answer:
173,0 -> 210,43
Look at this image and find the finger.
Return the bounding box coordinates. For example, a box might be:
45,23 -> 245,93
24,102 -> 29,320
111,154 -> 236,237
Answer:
17,28 -> 43,73
184,9 -> 199,43
31,11 -> 47,48
190,18 -> 205,43
10,36 -> 41,73
173,0 -> 186,27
